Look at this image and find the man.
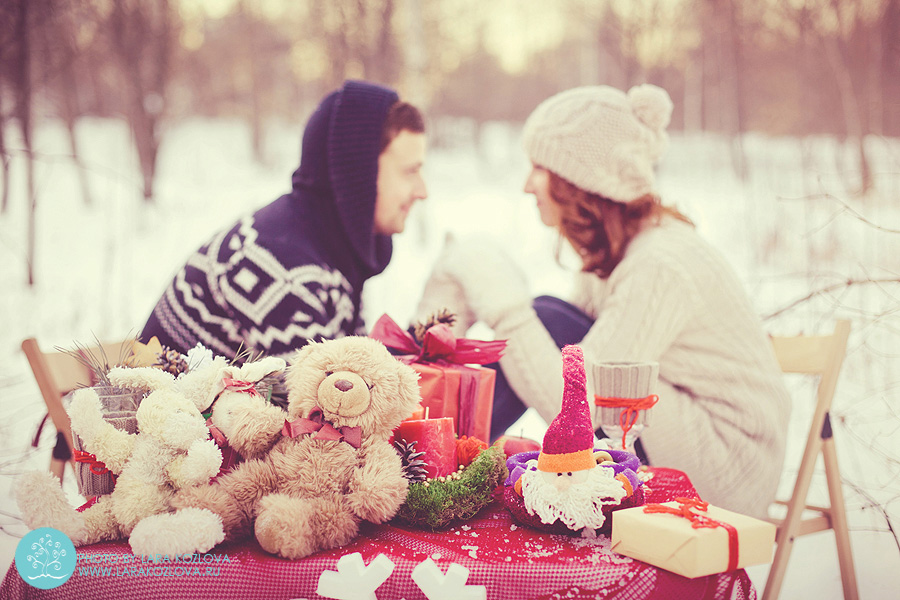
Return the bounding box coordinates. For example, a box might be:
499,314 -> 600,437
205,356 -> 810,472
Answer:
141,81 -> 427,360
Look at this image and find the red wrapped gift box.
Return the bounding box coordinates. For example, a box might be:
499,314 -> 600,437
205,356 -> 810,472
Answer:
370,315 -> 505,443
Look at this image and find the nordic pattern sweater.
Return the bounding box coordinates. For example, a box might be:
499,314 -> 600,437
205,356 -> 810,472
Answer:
141,81 -> 398,360
493,219 -> 791,518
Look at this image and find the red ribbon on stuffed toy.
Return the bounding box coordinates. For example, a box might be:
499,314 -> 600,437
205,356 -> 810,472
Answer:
643,497 -> 740,572
369,314 -> 506,365
282,408 -> 362,449
218,378 -> 262,398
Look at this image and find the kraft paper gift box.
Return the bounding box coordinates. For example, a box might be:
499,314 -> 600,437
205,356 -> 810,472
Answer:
370,314 -> 505,443
611,498 -> 776,579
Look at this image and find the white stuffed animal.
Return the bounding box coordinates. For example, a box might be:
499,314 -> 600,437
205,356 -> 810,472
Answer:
17,384 -> 223,554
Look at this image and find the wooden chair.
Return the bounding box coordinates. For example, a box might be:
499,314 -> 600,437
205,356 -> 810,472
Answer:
763,320 -> 857,600
21,337 -> 135,482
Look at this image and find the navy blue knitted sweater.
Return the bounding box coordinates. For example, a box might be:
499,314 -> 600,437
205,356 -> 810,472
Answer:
141,81 -> 399,359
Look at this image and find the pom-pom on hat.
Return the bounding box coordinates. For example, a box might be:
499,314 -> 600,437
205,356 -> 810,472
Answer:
522,83 -> 673,203
537,345 -> 596,473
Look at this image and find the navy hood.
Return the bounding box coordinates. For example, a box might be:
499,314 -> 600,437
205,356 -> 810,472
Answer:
290,80 -> 399,278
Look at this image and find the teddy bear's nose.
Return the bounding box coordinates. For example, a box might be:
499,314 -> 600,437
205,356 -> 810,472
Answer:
334,379 -> 354,392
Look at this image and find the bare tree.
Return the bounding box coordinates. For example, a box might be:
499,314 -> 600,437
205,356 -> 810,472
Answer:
5,0 -> 37,283
38,0 -> 94,206
108,0 -> 176,203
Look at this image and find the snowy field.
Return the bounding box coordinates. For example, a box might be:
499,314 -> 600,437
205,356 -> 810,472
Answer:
1,116 -> 899,598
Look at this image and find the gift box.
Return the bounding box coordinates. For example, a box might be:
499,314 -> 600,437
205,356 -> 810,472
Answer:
611,498 -> 776,578
370,314 -> 505,443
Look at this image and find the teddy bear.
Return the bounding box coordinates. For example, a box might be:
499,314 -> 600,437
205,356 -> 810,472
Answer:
152,336 -> 421,560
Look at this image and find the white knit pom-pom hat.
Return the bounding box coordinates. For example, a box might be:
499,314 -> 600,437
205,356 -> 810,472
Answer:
522,83 -> 673,203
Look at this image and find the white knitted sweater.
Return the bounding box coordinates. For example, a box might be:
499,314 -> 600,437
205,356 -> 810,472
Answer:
490,219 -> 790,517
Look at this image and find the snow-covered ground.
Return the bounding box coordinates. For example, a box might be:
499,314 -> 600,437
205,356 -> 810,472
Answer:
1,116 -> 898,598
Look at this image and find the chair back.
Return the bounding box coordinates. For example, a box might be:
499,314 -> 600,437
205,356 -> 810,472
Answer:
21,337 -> 135,479
763,320 -> 857,600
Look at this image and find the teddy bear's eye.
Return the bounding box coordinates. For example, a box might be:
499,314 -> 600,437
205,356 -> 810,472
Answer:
325,371 -> 334,377
362,378 -> 374,390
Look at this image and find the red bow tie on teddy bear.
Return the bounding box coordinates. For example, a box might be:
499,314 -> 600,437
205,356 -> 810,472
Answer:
282,408 -> 362,449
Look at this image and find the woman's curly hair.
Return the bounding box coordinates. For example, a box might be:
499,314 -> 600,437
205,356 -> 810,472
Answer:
548,171 -> 693,278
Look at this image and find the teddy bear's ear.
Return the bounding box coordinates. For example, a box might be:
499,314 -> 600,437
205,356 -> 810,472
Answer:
395,360 -> 423,414
289,342 -> 320,368
239,356 -> 286,383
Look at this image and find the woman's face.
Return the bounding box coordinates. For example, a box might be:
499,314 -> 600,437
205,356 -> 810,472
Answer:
524,165 -> 561,228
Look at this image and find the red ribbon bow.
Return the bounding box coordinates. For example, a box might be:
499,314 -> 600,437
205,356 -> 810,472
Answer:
369,314 -> 506,365
643,497 -> 740,572
594,394 -> 659,450
282,408 -> 362,449
219,378 -> 262,398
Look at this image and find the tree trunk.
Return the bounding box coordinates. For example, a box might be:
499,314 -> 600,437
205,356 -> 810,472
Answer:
12,0 -> 36,285
726,0 -> 748,181
60,67 -> 93,206
0,112 -> 9,215
821,6 -> 873,195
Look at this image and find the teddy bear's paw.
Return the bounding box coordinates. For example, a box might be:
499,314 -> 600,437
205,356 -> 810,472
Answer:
254,511 -> 316,560
15,471 -> 87,543
254,494 -> 359,560
129,508 -> 224,559
347,485 -> 407,524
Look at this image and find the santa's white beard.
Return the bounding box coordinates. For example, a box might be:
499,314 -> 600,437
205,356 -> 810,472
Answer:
521,466 -> 627,531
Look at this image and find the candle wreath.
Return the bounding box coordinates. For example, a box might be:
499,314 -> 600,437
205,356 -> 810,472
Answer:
394,436 -> 508,531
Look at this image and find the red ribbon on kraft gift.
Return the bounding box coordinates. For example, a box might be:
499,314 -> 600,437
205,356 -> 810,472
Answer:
369,314 -> 506,365
643,497 -> 740,572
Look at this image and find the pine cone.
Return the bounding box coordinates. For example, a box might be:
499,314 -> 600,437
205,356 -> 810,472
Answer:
412,309 -> 457,345
394,439 -> 429,483
154,347 -> 189,377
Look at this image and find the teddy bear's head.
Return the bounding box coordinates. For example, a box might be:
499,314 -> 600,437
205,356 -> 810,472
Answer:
136,389 -> 210,450
284,337 -> 420,440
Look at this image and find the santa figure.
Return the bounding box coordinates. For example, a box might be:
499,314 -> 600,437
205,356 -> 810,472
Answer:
516,345 -> 632,532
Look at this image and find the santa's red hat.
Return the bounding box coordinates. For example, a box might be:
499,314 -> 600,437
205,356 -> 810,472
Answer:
538,345 -> 595,473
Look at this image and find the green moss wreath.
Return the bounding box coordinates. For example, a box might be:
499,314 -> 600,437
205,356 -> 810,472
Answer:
394,446 -> 508,530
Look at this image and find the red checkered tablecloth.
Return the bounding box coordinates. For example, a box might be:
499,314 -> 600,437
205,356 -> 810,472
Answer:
0,467 -> 757,600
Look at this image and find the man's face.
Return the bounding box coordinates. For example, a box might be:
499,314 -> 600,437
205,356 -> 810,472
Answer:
374,130 -> 427,235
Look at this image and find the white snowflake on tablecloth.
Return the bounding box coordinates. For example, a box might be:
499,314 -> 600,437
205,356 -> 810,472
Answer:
411,558 -> 486,600
315,553 -> 394,600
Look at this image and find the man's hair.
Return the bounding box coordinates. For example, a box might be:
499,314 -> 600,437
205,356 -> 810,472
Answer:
380,101 -> 425,152
548,171 -> 693,278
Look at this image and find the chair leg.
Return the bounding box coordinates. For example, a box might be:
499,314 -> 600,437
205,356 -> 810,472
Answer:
762,428 -> 825,600
49,457 -> 66,482
822,436 -> 859,600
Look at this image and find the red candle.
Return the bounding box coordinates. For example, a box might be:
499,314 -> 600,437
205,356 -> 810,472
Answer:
405,404 -> 426,421
396,417 -> 458,479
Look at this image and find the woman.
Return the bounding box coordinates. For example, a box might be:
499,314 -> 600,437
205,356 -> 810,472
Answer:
416,84 -> 789,518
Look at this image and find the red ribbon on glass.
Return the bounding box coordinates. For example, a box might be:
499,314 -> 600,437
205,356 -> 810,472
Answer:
282,408 -> 362,449
643,497 -> 740,572
594,394 -> 659,450
369,314 -> 506,365
73,449 -> 113,477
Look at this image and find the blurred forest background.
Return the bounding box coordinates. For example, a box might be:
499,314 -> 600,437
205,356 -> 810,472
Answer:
1,0 -> 898,286
0,1 -> 899,595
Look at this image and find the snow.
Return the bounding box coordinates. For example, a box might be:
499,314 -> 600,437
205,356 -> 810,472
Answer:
1,117 -> 899,598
